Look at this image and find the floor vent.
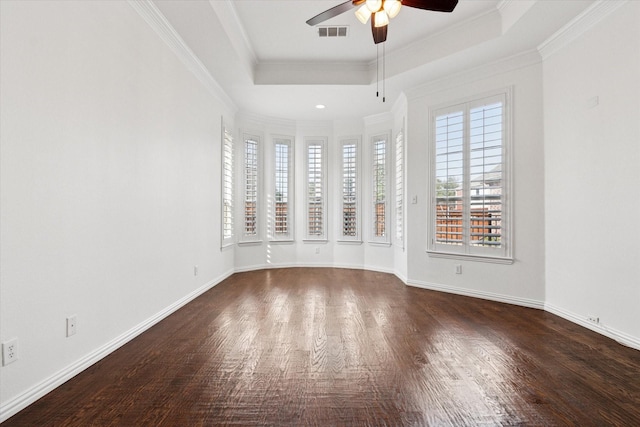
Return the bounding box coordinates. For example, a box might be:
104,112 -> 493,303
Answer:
318,26 -> 349,38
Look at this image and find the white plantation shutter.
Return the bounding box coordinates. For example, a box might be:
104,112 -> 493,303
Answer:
243,135 -> 260,241
273,137 -> 293,240
435,110 -> 465,246
221,123 -> 234,246
305,138 -> 327,240
340,139 -> 359,241
371,133 -> 389,243
469,102 -> 503,248
430,90 -> 511,261
395,129 -> 404,246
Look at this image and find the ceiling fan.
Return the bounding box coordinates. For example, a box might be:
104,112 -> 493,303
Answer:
306,0 -> 459,44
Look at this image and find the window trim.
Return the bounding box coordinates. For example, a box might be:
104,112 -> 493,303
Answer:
427,87 -> 513,263
337,136 -> 362,243
270,135 -> 295,242
220,119 -> 234,248
240,131 -> 262,244
304,137 -> 328,242
369,131 -> 391,245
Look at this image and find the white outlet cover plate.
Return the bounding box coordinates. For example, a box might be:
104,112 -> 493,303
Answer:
2,338 -> 18,366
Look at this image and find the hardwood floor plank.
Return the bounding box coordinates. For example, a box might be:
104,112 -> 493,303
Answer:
5,268 -> 640,426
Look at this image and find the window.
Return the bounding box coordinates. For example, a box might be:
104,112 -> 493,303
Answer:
429,90 -> 511,261
339,138 -> 360,242
305,138 -> 327,240
242,133 -> 261,242
394,128 -> 404,247
221,121 -> 234,247
272,137 -> 294,241
371,133 -> 390,243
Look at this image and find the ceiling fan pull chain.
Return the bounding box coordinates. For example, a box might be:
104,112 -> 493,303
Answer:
383,42 -> 386,103
376,43 -> 380,98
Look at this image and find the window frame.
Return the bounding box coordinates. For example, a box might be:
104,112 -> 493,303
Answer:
337,136 -> 361,243
270,135 -> 295,242
304,137 -> 328,242
240,132 -> 262,244
221,119 -> 234,248
427,88 -> 513,263
370,132 -> 391,245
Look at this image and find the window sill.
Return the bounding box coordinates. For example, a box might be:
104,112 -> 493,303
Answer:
337,240 -> 363,245
268,239 -> 295,244
238,240 -> 263,247
303,239 -> 328,243
426,250 -> 514,265
368,241 -> 392,247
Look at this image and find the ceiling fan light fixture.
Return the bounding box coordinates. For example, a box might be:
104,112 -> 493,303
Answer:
383,0 -> 402,19
365,0 -> 382,13
355,4 -> 371,24
374,10 -> 389,28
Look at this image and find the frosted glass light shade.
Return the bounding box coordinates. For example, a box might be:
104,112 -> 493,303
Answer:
383,0 -> 402,18
355,5 -> 371,24
374,10 -> 389,27
366,0 -> 382,13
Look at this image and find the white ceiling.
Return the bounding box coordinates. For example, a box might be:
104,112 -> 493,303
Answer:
153,0 -> 595,121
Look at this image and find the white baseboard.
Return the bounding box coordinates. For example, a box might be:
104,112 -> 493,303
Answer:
544,303 -> 640,351
234,262 -> 396,274
4,266 -> 638,422
0,269 -> 234,423
407,279 -> 545,310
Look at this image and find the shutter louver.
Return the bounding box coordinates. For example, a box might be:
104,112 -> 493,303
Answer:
244,138 -> 258,237
342,143 -> 357,237
469,102 -> 503,247
274,141 -> 290,236
395,130 -> 404,244
430,90 -> 509,260
435,111 -> 464,246
307,143 -> 324,237
373,136 -> 387,239
222,127 -> 234,242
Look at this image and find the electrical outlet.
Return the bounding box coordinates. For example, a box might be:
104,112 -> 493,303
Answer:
66,315 -> 77,337
315,247 -> 320,255
455,264 -> 462,274
2,338 -> 18,366
194,265 -> 199,277
587,316 -> 600,325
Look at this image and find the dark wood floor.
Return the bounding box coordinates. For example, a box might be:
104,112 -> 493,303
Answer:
5,268 -> 640,426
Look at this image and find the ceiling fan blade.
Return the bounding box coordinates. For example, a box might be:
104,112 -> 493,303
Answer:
306,0 -> 360,26
402,0 -> 458,13
371,20 -> 388,44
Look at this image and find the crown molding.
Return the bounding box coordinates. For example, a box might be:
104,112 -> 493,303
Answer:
363,111 -> 394,127
538,0 -> 629,60
255,61 -> 370,85
209,0 -> 258,69
379,8 -> 502,82
236,111 -> 297,131
128,0 -> 237,114
407,49 -> 541,100
496,0 -> 513,13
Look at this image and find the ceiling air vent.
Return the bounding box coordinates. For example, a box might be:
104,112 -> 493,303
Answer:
318,26 -> 349,38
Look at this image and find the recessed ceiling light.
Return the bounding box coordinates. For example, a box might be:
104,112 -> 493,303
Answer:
315,104 -> 326,109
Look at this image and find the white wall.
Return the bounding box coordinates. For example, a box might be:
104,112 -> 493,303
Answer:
3,0 -> 639,422
0,0 -> 235,417
405,56 -> 547,307
543,1 -> 640,346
